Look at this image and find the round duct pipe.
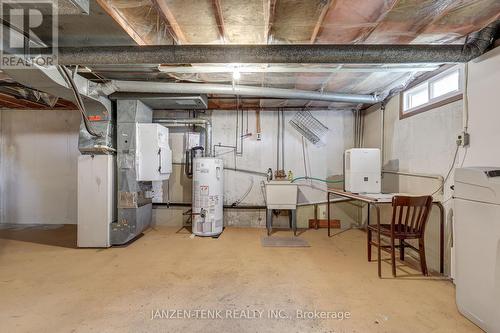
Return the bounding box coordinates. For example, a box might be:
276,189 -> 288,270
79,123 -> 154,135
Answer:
107,81 -> 381,104
153,118 -> 212,157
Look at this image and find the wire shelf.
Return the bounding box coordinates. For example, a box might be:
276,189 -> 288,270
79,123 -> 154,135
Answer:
289,110 -> 329,146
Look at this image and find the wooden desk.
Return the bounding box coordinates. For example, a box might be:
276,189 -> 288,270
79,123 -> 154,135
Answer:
326,188 -> 445,275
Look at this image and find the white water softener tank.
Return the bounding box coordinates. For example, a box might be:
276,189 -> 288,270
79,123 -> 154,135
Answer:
192,157 -> 224,236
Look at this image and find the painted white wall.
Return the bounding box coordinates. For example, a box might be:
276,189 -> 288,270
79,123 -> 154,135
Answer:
0,106 -> 355,228
154,109 -> 358,227
3,44 -> 498,232
362,46 -> 500,275
364,97 -> 463,274
0,109 -> 80,224
212,110 -> 353,206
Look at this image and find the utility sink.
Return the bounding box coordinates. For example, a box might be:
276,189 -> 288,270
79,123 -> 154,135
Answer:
265,181 -> 298,210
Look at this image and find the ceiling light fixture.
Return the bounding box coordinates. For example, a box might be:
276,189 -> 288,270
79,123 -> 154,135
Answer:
232,67 -> 241,81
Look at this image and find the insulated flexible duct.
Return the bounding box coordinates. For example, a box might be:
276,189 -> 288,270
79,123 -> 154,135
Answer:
56,20 -> 500,65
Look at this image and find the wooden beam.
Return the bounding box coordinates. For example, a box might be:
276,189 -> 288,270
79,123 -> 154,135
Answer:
55,99 -> 77,109
310,0 -> 336,44
0,92 -> 76,110
0,92 -> 49,109
96,0 -> 148,45
309,219 -> 340,229
154,0 -> 188,44
0,98 -> 28,109
212,0 -> 225,42
265,0 -> 277,44
302,0 -> 337,107
357,0 -> 400,43
407,3 -> 462,44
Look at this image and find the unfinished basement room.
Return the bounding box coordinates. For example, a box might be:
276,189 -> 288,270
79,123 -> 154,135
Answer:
1,1 -> 500,332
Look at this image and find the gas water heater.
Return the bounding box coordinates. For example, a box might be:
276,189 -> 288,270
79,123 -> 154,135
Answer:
192,157 -> 224,236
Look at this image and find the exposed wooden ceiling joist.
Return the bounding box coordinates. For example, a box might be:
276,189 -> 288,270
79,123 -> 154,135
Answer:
0,92 -> 51,109
95,0 -> 148,45
212,0 -> 226,42
265,0 -> 277,44
0,94 -> 32,108
310,0 -> 336,43
406,1 -> 487,44
154,0 -> 188,44
356,0 -> 400,43
299,0 -> 336,105
0,92 -> 75,109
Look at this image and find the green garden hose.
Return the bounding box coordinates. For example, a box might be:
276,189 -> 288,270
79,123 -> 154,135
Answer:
291,177 -> 344,184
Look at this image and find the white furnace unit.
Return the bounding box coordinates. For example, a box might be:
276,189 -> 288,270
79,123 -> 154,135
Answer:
192,157 -> 224,236
77,123 -> 173,247
344,148 -> 381,193
454,167 -> 500,332
77,155 -> 116,247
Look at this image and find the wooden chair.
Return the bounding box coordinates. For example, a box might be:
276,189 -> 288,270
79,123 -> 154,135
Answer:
367,195 -> 433,277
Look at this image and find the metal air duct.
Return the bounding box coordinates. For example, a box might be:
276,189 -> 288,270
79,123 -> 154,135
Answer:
106,81 -> 380,104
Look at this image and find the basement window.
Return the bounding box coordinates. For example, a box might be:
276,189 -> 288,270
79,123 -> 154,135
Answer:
400,66 -> 463,119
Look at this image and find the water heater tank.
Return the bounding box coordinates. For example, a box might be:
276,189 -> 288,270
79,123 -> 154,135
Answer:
192,157 -> 224,236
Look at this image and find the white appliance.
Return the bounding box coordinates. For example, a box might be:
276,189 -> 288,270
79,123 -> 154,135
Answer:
192,157 -> 224,236
265,181 -> 298,210
454,167 -> 500,332
344,148 -> 381,193
77,155 -> 116,247
136,123 -> 172,181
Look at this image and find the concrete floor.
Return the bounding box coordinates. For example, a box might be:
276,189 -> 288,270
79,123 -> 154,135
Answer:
0,225 -> 479,333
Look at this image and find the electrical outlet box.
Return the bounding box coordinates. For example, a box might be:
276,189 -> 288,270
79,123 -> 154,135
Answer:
457,132 -> 470,147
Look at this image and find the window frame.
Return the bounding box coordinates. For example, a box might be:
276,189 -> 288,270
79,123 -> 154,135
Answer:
399,65 -> 464,120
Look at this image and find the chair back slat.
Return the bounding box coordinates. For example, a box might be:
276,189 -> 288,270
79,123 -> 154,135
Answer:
409,205 -> 418,231
391,195 -> 433,237
391,205 -> 398,228
403,206 -> 411,231
416,206 -> 424,231
397,205 -> 404,230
